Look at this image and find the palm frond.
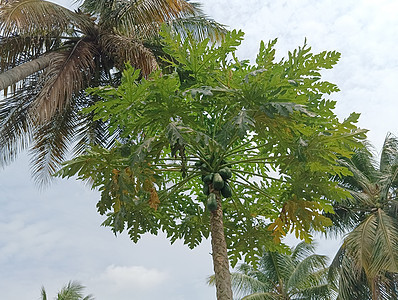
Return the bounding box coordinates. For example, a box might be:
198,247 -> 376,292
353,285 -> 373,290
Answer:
380,133 -> 398,173
0,76 -> 37,167
231,272 -> 273,298
100,33 -> 158,76
338,158 -> 376,195
0,35 -> 48,71
168,15 -> 227,42
29,105 -> 77,186
40,286 -> 47,300
332,252 -> 372,300
241,292 -> 276,300
369,209 -> 398,275
0,0 -> 84,36
344,213 -> 378,277
32,39 -> 97,122
287,254 -> 329,292
117,0 -> 195,25
291,241 -> 316,263
56,280 -> 94,300
259,252 -> 294,287
72,113 -> 113,155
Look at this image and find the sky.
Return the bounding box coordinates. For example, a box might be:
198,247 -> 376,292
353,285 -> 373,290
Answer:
1,0 -> 398,299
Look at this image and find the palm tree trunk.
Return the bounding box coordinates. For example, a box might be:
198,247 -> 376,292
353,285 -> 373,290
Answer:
0,53 -> 55,91
210,190 -> 233,300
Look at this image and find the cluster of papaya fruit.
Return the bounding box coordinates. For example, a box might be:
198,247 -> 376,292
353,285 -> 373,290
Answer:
201,166 -> 232,211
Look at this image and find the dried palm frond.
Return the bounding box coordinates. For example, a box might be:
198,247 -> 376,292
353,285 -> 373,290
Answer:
31,39 -> 97,122
0,0 -> 85,36
100,33 -> 158,75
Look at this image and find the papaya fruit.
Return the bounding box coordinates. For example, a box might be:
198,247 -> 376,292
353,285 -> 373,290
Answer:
212,173 -> 224,190
203,183 -> 210,195
203,173 -> 214,184
218,167 -> 232,180
207,193 -> 217,211
221,182 -> 232,198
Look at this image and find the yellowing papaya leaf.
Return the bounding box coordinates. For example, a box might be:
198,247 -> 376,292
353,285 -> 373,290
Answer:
149,187 -> 160,210
113,198 -> 121,213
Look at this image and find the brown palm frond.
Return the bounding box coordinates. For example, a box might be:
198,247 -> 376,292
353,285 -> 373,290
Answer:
110,0 -> 195,37
121,0 -> 194,24
31,38 -> 97,122
0,35 -> 50,71
0,0 -> 86,36
101,33 -> 158,76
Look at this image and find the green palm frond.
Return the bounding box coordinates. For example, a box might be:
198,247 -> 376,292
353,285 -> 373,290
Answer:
56,281 -> 94,300
40,281 -> 94,300
380,133 -> 398,173
369,209 -> 398,274
287,254 -> 329,292
339,158 -> 375,195
29,106 -> 77,187
224,242 -> 331,300
344,214 -> 378,276
331,251 -> 372,300
242,292 -> 277,300
168,15 -> 227,42
291,241 -> 317,263
40,286 -> 47,300
328,134 -> 398,298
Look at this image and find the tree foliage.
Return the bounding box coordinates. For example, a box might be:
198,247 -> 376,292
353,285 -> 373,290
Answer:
327,134 -> 398,299
41,281 -> 94,300
56,28 -> 365,266
0,0 -> 225,185
209,242 -> 333,300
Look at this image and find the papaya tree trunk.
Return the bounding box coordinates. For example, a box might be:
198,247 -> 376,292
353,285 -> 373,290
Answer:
0,53 -> 55,91
209,189 -> 233,300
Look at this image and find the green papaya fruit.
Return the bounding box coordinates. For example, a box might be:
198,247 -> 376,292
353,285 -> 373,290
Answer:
203,183 -> 210,195
203,173 -> 214,184
221,182 -> 232,198
218,167 -> 232,180
207,193 -> 217,211
212,173 -> 224,190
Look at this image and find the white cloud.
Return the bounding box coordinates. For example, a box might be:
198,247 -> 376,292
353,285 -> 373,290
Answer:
97,265 -> 169,290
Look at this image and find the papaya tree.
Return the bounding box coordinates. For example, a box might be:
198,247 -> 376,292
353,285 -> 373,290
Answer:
56,29 -> 366,300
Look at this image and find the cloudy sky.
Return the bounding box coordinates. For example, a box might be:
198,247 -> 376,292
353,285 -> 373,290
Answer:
1,0 -> 398,299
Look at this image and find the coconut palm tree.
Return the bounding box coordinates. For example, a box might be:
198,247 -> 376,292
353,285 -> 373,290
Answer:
209,242 -> 332,300
41,281 -> 94,300
327,133 -> 398,299
0,0 -> 225,185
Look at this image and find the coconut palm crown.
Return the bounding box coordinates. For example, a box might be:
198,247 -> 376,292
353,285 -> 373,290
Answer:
209,241 -> 332,300
0,0 -> 225,185
41,280 -> 94,300
327,133 -> 398,299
